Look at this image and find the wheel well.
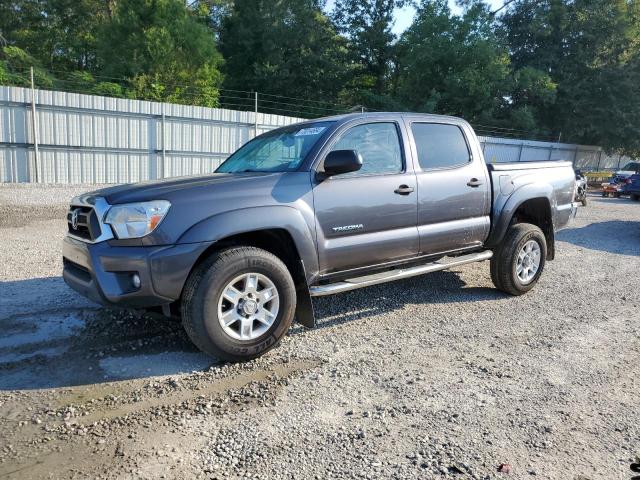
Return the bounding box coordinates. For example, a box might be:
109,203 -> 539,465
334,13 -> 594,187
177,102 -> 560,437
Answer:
185,228 -> 305,293
511,198 -> 555,260
166,228 -> 312,323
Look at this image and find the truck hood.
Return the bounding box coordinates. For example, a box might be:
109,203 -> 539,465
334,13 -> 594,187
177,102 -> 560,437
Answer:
81,172 -> 276,205
72,171 -> 315,246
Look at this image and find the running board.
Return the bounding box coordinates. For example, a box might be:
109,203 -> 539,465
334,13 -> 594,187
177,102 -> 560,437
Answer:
309,250 -> 493,297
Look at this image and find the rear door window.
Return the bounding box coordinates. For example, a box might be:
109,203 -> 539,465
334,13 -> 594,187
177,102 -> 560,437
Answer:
411,123 -> 470,170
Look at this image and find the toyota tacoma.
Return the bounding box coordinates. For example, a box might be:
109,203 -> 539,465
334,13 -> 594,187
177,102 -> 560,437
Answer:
63,113 -> 578,361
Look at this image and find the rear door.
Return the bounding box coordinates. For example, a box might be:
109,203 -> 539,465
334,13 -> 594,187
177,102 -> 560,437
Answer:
406,120 -> 491,256
312,121 -> 419,275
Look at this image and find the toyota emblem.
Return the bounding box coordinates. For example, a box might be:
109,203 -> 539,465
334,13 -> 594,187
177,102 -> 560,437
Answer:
71,209 -> 80,230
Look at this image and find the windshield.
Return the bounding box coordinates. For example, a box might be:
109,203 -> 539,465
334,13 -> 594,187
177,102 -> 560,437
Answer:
621,162 -> 640,172
216,121 -> 334,173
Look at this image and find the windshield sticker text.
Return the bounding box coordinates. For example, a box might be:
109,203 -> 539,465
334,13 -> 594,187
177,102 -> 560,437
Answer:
294,127 -> 326,137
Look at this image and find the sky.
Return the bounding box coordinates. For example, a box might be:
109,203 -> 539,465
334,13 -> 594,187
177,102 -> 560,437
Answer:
323,1 -> 506,35
393,1 -> 505,34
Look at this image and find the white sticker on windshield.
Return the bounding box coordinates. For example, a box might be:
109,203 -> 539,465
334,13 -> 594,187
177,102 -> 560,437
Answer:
294,127 -> 327,137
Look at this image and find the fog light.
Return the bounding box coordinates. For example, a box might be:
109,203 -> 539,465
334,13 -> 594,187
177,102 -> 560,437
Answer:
131,274 -> 141,289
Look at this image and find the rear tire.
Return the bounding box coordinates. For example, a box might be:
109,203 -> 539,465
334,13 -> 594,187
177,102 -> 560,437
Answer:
490,223 -> 547,296
181,247 -> 296,362
577,186 -> 587,206
631,194 -> 639,201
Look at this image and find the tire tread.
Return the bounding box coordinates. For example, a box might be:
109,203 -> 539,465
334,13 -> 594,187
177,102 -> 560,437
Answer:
490,223 -> 546,296
181,246 -> 295,361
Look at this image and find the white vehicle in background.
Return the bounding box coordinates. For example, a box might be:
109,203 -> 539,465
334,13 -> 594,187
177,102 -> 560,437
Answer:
615,161 -> 640,179
574,170 -> 588,206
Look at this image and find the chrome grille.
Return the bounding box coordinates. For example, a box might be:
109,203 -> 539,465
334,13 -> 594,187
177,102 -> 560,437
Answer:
67,205 -> 101,241
66,197 -> 114,243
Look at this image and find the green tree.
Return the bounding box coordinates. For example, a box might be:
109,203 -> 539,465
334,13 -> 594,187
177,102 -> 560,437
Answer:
396,0 -> 510,123
190,0 -> 235,35
97,0 -> 223,106
331,0 -> 406,104
219,0 -> 349,114
501,0 -> 640,153
62,70 -> 125,97
0,46 -> 55,88
504,66 -> 557,134
0,0 -> 111,72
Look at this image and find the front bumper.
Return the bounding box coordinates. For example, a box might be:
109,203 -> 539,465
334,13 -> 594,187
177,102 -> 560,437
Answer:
62,236 -> 212,308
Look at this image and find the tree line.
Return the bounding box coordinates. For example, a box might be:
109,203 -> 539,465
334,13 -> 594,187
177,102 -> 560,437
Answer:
1,0 -> 639,154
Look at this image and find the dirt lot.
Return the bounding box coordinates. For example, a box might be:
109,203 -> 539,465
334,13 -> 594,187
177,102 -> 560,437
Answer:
0,184 -> 638,480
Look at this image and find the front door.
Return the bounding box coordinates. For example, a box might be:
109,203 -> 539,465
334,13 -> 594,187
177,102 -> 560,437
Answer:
312,121 -> 419,275
407,121 -> 491,256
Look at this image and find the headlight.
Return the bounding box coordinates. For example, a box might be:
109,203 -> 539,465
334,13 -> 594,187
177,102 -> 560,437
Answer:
105,200 -> 171,239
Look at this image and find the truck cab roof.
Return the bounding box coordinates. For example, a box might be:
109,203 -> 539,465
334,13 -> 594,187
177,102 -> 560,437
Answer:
312,111 -> 469,126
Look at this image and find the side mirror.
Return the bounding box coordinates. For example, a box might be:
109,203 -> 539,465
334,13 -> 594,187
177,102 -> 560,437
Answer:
322,150 -> 363,177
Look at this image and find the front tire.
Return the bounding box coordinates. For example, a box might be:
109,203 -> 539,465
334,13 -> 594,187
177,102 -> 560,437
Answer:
578,188 -> 588,206
490,223 -> 547,296
181,247 -> 296,361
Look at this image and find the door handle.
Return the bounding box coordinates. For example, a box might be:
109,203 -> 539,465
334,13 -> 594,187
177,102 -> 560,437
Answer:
467,178 -> 483,187
394,185 -> 414,195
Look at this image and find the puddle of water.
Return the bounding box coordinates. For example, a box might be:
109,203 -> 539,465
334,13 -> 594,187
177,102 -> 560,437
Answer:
0,347 -> 68,364
99,351 -> 215,380
0,313 -> 85,351
0,312 -> 89,390
80,358 -> 322,424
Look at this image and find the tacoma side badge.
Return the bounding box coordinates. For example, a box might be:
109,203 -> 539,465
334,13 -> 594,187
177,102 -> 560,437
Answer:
332,224 -> 364,233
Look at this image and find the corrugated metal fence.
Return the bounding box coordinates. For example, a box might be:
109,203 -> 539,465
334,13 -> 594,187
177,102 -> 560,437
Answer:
0,86 -> 302,183
479,136 -> 631,171
0,86 -> 633,183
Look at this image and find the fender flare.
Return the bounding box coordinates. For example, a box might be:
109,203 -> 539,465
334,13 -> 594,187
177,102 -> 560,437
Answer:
177,206 -> 319,328
178,205 -> 319,279
486,182 -> 553,248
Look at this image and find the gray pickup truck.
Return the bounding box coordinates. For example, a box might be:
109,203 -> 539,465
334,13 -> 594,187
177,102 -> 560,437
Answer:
63,113 -> 578,361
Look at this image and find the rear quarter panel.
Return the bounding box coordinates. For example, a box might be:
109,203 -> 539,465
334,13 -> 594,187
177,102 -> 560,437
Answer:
486,161 -> 576,247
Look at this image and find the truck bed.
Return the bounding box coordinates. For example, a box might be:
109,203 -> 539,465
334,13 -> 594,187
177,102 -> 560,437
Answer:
485,160 -> 577,248
487,160 -> 575,171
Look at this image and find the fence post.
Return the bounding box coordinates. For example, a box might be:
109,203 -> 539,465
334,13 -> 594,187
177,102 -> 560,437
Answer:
254,91 -> 258,138
8,102 -> 17,182
596,150 -> 602,171
161,106 -> 166,179
29,67 -> 40,183
617,154 -> 622,169
518,142 -> 524,162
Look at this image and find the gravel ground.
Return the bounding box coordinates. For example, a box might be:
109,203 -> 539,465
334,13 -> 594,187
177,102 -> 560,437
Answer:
0,184 -> 639,480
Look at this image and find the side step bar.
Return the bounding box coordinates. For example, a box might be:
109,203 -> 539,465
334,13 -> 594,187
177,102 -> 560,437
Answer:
309,250 -> 493,297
